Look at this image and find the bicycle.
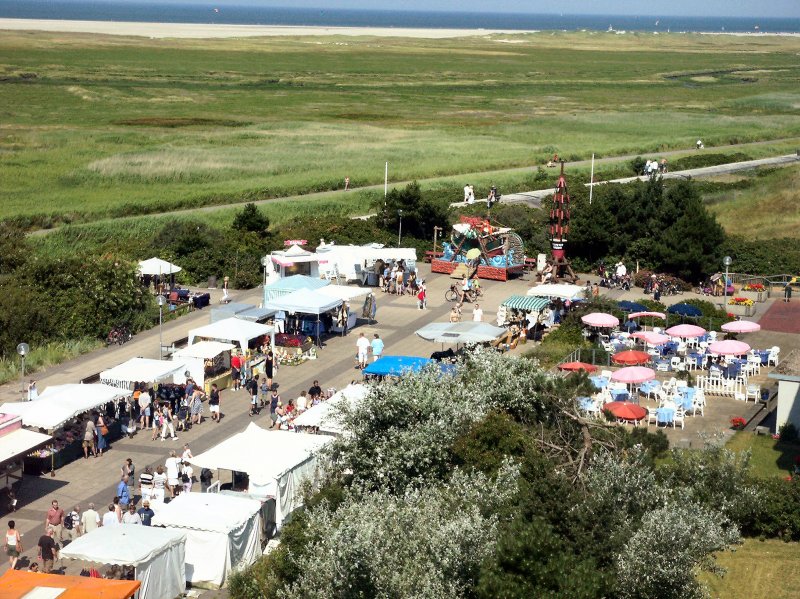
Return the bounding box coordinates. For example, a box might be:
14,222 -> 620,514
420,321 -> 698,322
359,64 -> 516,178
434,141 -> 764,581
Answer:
445,284 -> 478,303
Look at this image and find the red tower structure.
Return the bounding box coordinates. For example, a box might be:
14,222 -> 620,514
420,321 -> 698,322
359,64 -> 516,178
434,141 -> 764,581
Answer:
548,162 -> 578,283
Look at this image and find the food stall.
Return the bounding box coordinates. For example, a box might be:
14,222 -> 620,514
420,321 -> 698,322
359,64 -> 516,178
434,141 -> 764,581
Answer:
267,244 -> 321,279
1,384 -> 131,474
0,414 -> 51,509
172,341 -> 235,393
188,318 -> 276,383
264,288 -> 343,349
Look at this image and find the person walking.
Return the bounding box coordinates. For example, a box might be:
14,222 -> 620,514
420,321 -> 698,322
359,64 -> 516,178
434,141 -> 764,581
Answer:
101,504 -> 119,527
95,412 -> 108,456
222,276 -> 230,303
165,451 -> 181,498
152,466 -> 167,504
122,458 -> 135,499
37,529 -> 59,574
5,520 -> 22,570
62,505 -> 81,542
247,376 -> 259,416
785,283 -> 793,303
473,304 -> 483,322
344,176 -> 350,191
44,500 -> 64,543
27,380 -> 38,401
269,387 -> 281,429
356,333 -> 370,369
80,503 -> 100,535
209,384 -> 221,422
264,348 -> 276,391
137,501 -> 155,526
159,402 -> 178,441
370,334 -> 384,363
116,476 -> 131,509
83,417 -> 97,459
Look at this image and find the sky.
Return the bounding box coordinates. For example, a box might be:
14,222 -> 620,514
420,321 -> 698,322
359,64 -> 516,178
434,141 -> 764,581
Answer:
124,0 -> 800,18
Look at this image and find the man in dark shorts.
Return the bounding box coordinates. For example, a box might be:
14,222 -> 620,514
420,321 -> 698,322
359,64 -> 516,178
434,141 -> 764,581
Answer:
208,384 -> 221,422
269,387 -> 281,428
247,377 -> 259,417
37,528 -> 58,573
230,352 -> 241,391
264,348 -> 275,390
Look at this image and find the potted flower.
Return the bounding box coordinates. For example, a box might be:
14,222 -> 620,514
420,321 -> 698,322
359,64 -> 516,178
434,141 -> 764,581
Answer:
740,282 -> 766,303
730,416 -> 746,430
727,297 -> 756,317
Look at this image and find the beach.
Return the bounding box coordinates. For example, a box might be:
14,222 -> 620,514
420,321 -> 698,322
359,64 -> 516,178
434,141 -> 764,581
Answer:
0,17 -> 528,39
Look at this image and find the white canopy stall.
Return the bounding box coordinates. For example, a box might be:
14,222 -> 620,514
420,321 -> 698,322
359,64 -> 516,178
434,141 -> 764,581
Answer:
268,244 -> 320,280
151,492 -> 262,589
60,525 -> 186,599
314,243 -> 417,284
137,257 -> 182,276
172,341 -> 236,388
189,424 -> 331,529
264,288 -> 343,344
292,384 -> 369,436
526,283 -> 586,301
1,384 -> 132,430
188,318 -> 275,352
100,359 -> 187,390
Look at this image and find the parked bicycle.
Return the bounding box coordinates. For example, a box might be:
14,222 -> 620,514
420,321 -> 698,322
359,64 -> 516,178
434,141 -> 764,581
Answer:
445,283 -> 480,304
106,325 -> 132,346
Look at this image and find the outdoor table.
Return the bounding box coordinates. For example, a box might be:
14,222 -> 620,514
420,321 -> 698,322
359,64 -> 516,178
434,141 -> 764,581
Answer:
675,389 -> 694,411
656,407 -> 675,426
589,376 -> 609,390
687,353 -> 704,367
662,341 -> 678,355
578,397 -> 597,412
756,350 -> 770,365
610,389 -> 630,402
723,364 -> 741,379
655,359 -> 670,370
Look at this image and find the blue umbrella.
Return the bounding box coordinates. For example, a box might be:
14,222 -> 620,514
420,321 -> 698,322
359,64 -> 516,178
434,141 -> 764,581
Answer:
667,303 -> 702,318
618,300 -> 648,313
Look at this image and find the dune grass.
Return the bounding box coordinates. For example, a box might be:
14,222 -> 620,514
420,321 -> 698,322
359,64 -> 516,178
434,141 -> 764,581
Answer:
3,30 -> 800,226
0,338 -> 104,386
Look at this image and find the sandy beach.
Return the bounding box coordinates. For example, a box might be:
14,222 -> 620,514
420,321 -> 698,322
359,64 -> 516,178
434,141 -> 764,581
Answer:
0,17 -> 528,39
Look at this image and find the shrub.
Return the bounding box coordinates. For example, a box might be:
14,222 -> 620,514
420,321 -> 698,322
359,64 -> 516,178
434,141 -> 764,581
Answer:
744,477 -> 800,540
231,202 -> 270,234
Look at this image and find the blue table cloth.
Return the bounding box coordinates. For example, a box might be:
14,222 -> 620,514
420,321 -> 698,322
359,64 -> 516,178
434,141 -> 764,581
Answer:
675,388 -> 695,411
687,353 -> 704,367
590,376 -> 609,389
656,407 -> 675,424
757,350 -> 770,365
578,397 -> 595,411
655,359 -> 671,370
640,380 -> 661,395
610,389 -> 630,402
662,341 -> 678,355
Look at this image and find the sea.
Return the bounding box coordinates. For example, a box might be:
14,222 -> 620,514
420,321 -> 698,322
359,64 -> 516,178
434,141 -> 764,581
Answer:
1,1 -> 799,34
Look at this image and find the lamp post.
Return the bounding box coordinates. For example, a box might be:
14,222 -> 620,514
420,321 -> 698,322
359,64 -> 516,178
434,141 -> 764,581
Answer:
16,343 -> 29,398
260,256 -> 268,287
157,295 -> 166,360
723,255 -> 732,312
397,209 -> 403,248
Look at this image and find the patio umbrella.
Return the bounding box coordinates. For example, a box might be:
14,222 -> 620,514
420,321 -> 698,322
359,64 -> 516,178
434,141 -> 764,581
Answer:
605,401 -> 647,421
581,312 -> 620,328
667,303 -> 703,318
665,324 -> 706,338
465,248 -> 482,260
558,361 -> 598,373
628,311 -> 667,320
611,366 -> 656,383
708,340 -> 751,356
612,350 -> 652,366
617,300 -> 649,313
415,322 -> 506,345
630,331 -> 669,345
721,320 -> 761,334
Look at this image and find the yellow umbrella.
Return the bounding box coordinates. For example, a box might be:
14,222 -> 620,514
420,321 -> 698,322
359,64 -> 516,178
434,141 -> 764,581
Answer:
465,248 -> 481,259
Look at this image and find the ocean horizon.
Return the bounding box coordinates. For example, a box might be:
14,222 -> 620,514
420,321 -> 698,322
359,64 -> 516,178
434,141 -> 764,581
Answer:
1,1 -> 799,33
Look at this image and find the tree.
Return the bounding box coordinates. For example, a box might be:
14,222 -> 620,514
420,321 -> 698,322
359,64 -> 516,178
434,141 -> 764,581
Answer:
232,203 -> 270,234
372,181 -> 448,241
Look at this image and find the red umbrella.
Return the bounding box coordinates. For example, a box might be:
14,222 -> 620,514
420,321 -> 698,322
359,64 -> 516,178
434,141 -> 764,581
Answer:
605,401 -> 647,421
612,350 -> 651,366
558,361 -> 598,373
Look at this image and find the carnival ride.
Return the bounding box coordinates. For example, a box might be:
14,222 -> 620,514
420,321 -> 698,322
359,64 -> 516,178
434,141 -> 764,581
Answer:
431,216 -> 525,281
548,162 -> 579,283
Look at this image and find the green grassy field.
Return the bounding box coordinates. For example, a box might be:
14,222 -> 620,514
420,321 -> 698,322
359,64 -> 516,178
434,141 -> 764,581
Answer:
2,30 -> 800,226
725,431 -> 800,478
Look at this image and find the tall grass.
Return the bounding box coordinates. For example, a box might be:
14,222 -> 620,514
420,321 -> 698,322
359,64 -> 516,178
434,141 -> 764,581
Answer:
0,338 -> 104,386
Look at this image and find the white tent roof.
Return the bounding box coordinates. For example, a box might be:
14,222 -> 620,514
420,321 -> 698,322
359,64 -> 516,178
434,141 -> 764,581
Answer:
61,525 -> 186,567
526,283 -> 586,301
317,285 -> 372,302
1,384 -> 131,430
188,318 -> 275,349
0,425 -> 52,462
283,244 -> 313,257
100,359 -> 186,386
173,341 -> 236,360
137,257 -> 182,276
264,288 -> 342,316
415,322 -> 506,344
151,492 -> 262,534
189,423 -> 331,486
315,244 -> 417,263
293,384 -> 369,435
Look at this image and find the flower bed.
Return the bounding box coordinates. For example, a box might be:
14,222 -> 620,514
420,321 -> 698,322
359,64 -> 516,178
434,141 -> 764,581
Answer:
729,297 -> 754,307
275,333 -> 308,348
730,416 -> 746,431
742,283 -> 765,292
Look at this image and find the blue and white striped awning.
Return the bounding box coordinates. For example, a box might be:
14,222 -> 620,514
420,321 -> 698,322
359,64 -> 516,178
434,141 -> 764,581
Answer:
501,295 -> 550,312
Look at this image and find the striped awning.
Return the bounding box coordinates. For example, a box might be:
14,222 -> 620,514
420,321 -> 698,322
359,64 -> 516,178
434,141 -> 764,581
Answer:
502,295 -> 550,312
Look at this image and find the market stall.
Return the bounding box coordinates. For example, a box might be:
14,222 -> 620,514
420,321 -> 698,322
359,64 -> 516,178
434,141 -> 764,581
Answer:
0,570 -> 141,599
1,384 -> 131,474
189,424 -> 331,529
263,274 -> 329,303
172,341 -> 235,392
188,317 -> 275,352
60,526 -> 186,599
268,244 -> 321,279
317,285 -> 374,331
264,288 -> 343,347
138,257 -> 183,293
236,306 -> 277,323
526,283 -> 586,301
415,322 -> 506,346
151,492 -> 262,589
0,414 -> 51,507
314,243 -> 418,285
210,302 -> 255,323
100,359 -> 187,390
292,384 -> 369,436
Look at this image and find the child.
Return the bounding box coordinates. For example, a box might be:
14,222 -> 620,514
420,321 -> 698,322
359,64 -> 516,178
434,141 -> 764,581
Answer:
417,283 -> 427,310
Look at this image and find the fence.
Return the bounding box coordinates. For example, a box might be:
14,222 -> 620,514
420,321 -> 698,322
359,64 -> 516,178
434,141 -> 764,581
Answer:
696,374 -> 747,398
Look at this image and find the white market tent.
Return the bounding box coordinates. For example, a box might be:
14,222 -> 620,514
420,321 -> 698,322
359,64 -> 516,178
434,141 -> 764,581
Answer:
263,274 -> 330,302
188,317 -> 275,351
317,285 -> 373,302
100,359 -> 187,389
137,257 -> 182,276
151,492 -> 262,589
526,283 -> 586,301
415,322 -> 506,345
315,244 -> 417,283
172,341 -> 236,387
292,384 -> 369,436
1,384 -> 131,430
0,421 -> 51,463
60,525 -> 186,599
189,424 -> 331,528
264,288 -> 342,315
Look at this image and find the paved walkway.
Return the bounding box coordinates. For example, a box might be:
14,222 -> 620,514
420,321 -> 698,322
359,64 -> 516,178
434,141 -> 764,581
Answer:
758,297 -> 800,334
1,268 -> 796,587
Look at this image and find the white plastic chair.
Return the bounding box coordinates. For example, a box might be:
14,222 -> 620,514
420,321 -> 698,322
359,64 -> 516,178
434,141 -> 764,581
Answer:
734,391 -> 746,402
768,347 -> 780,366
646,408 -> 658,427
673,408 -> 685,429
746,385 -> 760,403
670,357 -> 685,372
656,361 -> 670,372
708,331 -> 717,341
684,357 -> 697,371
601,370 -> 613,380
